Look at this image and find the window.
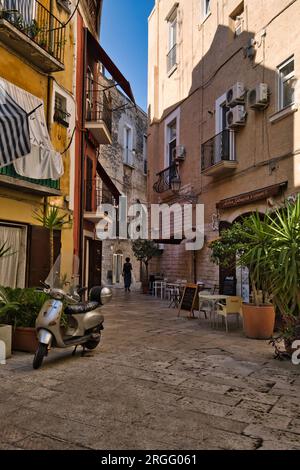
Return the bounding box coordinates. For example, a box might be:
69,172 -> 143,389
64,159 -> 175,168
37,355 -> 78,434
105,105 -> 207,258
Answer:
278,56 -> 295,109
85,158 -> 93,212
167,14 -> 177,72
203,0 -> 211,19
164,108 -> 180,168
54,93 -> 70,128
167,120 -> 177,166
230,2 -> 244,37
86,67 -> 93,120
123,125 -> 133,166
56,0 -> 71,14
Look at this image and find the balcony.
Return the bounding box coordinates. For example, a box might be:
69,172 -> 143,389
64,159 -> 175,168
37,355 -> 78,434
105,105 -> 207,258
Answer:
84,179 -> 115,222
85,90 -> 112,145
0,164 -> 60,196
153,162 -> 181,194
201,129 -> 238,177
0,0 -> 65,73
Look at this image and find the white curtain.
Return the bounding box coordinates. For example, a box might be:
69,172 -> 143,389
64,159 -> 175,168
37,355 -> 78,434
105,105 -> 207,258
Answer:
0,77 -> 64,180
0,226 -> 22,288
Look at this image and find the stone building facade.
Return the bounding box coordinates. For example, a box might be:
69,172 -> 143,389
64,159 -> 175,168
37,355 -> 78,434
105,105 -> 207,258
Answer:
148,0 -> 300,297
99,75 -> 148,289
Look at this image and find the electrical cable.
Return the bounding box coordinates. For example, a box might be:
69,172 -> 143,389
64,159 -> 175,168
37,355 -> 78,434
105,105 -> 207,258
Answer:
48,0 -> 80,32
60,126 -> 76,155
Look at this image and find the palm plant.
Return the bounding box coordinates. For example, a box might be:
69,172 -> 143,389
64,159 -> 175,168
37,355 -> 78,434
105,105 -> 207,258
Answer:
34,205 -> 69,268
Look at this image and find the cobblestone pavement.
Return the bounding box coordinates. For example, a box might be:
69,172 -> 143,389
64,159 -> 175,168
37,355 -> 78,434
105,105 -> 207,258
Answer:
0,292 -> 300,450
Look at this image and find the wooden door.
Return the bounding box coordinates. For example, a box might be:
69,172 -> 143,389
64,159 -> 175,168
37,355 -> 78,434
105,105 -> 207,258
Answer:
88,239 -> 102,289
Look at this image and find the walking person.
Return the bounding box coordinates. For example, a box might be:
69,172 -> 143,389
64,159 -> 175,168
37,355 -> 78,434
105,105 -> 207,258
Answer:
123,257 -> 133,292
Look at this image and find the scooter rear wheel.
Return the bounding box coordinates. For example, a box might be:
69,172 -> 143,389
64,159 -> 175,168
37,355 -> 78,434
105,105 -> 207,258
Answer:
33,343 -> 48,370
85,338 -> 101,350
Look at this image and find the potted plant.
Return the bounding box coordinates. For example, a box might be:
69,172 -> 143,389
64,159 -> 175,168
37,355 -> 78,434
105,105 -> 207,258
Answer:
211,197 -> 300,343
132,240 -> 161,294
0,287 -> 49,353
210,216 -> 275,339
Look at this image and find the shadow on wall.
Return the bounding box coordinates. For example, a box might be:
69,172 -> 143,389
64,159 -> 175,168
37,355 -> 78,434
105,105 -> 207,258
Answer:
148,24 -> 296,284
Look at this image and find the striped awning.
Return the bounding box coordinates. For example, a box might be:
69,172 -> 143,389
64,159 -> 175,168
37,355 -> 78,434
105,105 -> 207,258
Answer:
0,83 -> 31,168
0,78 -> 64,179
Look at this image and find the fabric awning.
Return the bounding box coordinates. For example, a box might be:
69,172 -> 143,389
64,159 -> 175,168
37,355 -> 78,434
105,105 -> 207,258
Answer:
96,161 -> 121,203
0,83 -> 31,168
0,77 -> 64,179
87,30 -> 135,104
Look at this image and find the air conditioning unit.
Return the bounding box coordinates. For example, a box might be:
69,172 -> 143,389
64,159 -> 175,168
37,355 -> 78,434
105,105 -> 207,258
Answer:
173,145 -> 186,161
226,105 -> 246,128
226,82 -> 245,107
248,83 -> 269,109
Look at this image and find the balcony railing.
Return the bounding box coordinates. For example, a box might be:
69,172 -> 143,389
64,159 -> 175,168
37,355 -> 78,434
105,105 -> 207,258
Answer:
86,91 -> 112,133
153,163 -> 181,194
201,129 -> 236,173
54,107 -> 70,128
85,179 -> 115,213
0,0 -> 65,65
167,44 -> 177,72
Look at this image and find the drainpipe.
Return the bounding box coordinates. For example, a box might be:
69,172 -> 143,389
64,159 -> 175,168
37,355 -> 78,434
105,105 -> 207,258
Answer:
79,27 -> 88,285
193,250 -> 197,284
46,76 -> 53,131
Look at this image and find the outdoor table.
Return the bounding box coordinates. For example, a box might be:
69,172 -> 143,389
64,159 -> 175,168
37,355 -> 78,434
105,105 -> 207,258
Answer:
198,294 -> 231,327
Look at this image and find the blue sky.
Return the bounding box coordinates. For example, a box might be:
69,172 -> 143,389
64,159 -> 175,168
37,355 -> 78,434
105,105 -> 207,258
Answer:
101,0 -> 155,111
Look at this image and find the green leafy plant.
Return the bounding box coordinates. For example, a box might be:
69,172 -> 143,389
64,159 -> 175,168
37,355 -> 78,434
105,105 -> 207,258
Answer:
33,205 -> 69,268
0,287 -> 49,328
25,19 -> 40,39
210,196 -> 300,355
132,240 -> 161,283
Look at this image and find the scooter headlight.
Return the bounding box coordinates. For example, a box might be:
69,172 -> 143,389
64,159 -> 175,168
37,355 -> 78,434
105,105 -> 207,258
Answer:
100,287 -> 112,305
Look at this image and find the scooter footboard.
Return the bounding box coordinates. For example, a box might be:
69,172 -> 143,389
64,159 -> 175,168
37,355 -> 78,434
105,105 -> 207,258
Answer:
37,329 -> 53,346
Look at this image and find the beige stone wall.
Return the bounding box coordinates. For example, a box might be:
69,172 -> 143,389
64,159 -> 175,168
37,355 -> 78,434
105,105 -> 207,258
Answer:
148,0 -> 300,287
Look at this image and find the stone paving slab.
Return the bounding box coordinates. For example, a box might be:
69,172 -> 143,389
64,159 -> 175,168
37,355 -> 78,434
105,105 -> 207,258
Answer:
0,293 -> 300,450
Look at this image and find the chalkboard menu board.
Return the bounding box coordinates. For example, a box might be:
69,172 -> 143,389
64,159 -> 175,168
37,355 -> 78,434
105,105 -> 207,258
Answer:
178,284 -> 198,317
223,276 -> 236,296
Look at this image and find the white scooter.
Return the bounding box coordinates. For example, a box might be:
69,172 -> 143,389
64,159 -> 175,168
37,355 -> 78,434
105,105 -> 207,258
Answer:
33,257 -> 112,369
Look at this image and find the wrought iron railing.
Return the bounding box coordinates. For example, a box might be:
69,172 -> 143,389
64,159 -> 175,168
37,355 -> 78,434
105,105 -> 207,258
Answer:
167,44 -> 177,72
0,0 -> 66,64
153,163 -> 181,194
85,179 -> 115,212
54,106 -> 70,128
86,89 -> 112,134
201,129 -> 235,172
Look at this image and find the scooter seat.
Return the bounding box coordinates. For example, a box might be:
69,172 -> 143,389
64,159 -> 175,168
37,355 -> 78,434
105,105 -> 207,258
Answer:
65,301 -> 99,315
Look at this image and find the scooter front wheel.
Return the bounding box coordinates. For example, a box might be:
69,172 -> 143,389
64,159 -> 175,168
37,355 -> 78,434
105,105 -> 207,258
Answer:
33,343 -> 48,370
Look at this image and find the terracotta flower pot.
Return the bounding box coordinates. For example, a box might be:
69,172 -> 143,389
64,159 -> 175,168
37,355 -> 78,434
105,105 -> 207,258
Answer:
12,327 -> 38,353
242,304 -> 275,339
